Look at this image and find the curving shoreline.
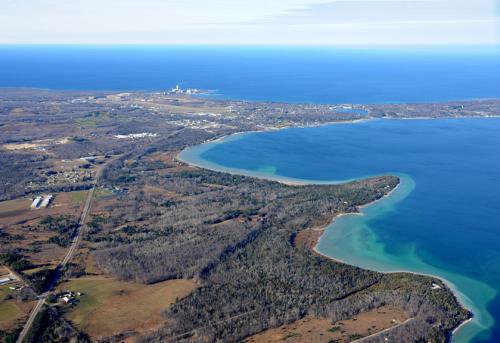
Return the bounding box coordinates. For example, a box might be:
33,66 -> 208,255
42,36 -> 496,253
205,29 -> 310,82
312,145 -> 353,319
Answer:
177,125 -> 491,342
304,177 -> 479,341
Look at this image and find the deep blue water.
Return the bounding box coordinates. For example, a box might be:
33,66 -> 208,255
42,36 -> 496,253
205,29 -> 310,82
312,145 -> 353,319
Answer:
180,118 -> 500,343
2,46 -> 500,341
0,45 -> 499,103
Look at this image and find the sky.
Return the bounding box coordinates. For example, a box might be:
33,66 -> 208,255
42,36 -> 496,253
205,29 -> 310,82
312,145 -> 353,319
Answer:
0,0 -> 499,45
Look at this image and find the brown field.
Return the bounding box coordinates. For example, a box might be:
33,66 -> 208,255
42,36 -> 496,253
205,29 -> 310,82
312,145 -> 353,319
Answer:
0,302 -> 24,331
294,228 -> 324,250
0,198 -> 32,220
0,285 -> 35,331
0,266 -> 10,277
2,137 -> 70,151
245,306 -> 409,343
0,191 -> 85,226
59,277 -> 198,338
0,190 -> 89,265
147,151 -> 200,176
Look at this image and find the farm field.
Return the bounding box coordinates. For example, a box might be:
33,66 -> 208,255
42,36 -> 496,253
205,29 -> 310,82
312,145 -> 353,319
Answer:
0,301 -> 23,325
0,285 -> 31,331
245,306 -> 409,343
70,190 -> 89,205
59,277 -> 198,338
0,190 -> 86,226
0,198 -> 32,220
0,190 -> 90,266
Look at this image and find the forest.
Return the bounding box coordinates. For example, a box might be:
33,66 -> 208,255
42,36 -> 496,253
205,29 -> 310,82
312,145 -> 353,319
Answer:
88,145 -> 468,342
0,89 -> 481,342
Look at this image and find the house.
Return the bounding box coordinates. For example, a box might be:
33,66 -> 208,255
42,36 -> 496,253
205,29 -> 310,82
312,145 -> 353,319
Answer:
431,282 -> 442,290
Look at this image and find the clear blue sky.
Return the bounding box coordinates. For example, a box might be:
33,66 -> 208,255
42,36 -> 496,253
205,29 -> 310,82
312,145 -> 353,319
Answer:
1,0 -> 499,45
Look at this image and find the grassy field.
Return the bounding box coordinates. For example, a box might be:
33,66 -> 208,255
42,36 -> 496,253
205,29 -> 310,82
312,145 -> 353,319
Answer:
0,198 -> 31,219
70,190 -> 89,204
0,286 -> 24,329
0,285 -> 13,300
94,188 -> 113,200
59,277 -> 198,338
75,111 -> 111,127
0,198 -> 31,212
22,265 -> 54,276
0,302 -> 23,323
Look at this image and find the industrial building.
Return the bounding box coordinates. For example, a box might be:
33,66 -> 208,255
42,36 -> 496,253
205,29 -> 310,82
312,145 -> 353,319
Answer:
0,277 -> 12,286
30,194 -> 53,210
30,196 -> 43,209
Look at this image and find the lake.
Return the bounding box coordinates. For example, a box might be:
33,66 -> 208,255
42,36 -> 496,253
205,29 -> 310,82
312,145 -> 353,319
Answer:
2,45 -> 499,342
179,118 -> 500,343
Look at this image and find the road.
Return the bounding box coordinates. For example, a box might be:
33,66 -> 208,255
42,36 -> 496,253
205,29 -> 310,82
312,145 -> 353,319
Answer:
16,183 -> 98,343
15,133 -> 183,342
15,298 -> 46,343
61,186 -> 95,267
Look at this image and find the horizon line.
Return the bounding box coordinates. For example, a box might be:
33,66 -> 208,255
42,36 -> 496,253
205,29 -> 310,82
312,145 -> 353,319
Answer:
0,43 -> 499,48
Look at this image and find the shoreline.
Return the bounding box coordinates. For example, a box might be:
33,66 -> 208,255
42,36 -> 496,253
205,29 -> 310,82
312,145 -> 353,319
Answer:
177,126 -> 480,341
453,318 -> 475,336
306,179 -> 480,342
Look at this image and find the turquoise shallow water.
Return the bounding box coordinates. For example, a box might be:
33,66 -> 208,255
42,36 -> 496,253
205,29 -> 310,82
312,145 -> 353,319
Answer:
179,118 -> 500,342
1,45 -> 499,341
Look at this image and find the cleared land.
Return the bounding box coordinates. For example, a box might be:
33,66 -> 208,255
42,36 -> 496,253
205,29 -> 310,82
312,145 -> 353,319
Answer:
293,227 -> 325,251
0,198 -> 32,220
2,142 -> 46,151
0,190 -> 89,265
245,306 -> 409,343
0,285 -> 32,331
59,277 -> 198,338
70,190 -> 89,204
0,301 -> 23,326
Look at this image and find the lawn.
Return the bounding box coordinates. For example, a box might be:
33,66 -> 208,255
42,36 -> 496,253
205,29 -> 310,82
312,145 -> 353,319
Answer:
60,277 -> 198,338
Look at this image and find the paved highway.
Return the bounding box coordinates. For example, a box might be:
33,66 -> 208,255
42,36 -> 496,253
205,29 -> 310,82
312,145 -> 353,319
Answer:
16,184 -> 96,343
14,135 -> 183,342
